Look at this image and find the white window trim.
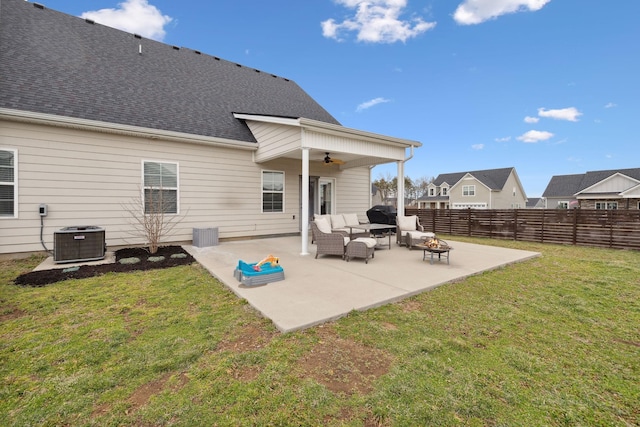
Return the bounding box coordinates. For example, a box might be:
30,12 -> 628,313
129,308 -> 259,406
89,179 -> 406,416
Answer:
262,170 -> 285,213
462,185 -> 475,197
142,160 -> 179,215
0,148 -> 17,219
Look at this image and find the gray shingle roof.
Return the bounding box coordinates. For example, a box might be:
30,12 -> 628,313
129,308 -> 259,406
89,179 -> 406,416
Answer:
433,167 -> 514,190
542,168 -> 640,197
0,0 -> 340,142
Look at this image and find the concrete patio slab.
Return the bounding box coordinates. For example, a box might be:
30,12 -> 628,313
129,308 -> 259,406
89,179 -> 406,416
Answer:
184,237 -> 539,333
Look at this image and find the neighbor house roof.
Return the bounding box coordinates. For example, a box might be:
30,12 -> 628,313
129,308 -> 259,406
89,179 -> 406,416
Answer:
542,168 -> 640,198
433,167 -> 514,190
0,0 -> 340,143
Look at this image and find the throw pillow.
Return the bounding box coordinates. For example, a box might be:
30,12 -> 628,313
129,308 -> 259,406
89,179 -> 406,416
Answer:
398,215 -> 417,231
330,214 -> 346,229
315,217 -> 332,234
343,213 -> 360,227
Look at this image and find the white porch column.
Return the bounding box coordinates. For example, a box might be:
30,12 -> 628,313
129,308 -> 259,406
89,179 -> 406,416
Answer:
397,160 -> 405,217
300,147 -> 310,255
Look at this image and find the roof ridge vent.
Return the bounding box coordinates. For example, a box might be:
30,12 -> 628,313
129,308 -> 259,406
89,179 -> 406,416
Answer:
134,34 -> 142,39
172,46 -> 180,50
194,50 -> 201,55
33,3 -> 45,9
85,18 -> 95,24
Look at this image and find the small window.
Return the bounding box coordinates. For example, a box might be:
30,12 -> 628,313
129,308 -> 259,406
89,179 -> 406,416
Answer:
442,187 -> 448,196
595,201 -> 617,210
0,149 -> 16,218
429,188 -> 435,196
462,185 -> 475,196
143,161 -> 178,214
262,171 -> 284,213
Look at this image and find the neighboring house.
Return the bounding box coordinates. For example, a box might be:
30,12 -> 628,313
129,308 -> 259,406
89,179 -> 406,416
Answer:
0,0 -> 420,257
526,197 -> 545,209
542,168 -> 640,209
418,167 -> 527,209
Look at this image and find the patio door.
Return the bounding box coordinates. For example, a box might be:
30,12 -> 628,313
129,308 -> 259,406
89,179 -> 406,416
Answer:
299,176 -> 319,231
319,178 -> 335,215
299,176 -> 335,230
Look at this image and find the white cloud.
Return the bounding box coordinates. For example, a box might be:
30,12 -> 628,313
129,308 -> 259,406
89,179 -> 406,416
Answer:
517,130 -> 554,143
322,0 -> 436,43
524,116 -> 539,123
81,0 -> 172,41
356,97 -> 390,112
454,0 -> 551,25
538,107 -> 582,122
495,136 -> 511,142
472,144 -> 484,150
604,102 -> 617,108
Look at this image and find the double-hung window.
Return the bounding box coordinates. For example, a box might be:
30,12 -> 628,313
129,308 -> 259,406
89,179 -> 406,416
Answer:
0,149 -> 16,218
462,185 -> 475,196
262,171 -> 284,213
595,201 -> 617,210
143,161 -> 178,214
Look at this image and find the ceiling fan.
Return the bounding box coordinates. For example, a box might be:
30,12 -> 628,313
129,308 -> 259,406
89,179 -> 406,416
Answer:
323,152 -> 345,165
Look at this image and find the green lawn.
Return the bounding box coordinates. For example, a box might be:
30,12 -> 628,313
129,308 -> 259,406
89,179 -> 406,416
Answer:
1,239 -> 639,426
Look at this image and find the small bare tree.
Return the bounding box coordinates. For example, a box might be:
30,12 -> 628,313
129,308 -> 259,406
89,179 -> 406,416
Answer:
122,186 -> 185,254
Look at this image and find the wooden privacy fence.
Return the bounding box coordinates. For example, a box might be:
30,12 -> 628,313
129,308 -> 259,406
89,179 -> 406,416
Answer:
405,208 -> 640,250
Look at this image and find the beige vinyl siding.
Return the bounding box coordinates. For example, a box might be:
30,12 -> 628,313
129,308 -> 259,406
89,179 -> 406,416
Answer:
492,171 -> 527,208
0,121 -> 257,254
1,120 -> 376,256
450,177 -> 491,208
248,122 -> 301,162
304,130 -> 406,160
334,168 -> 370,221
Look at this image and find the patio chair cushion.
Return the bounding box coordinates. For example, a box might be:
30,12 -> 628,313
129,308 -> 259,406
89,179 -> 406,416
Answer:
315,217 -> 332,234
397,215 -> 418,232
330,214 -> 347,229
342,213 -> 360,227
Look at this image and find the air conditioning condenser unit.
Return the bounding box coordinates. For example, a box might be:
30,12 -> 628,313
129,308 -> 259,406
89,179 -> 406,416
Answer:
54,226 -> 106,263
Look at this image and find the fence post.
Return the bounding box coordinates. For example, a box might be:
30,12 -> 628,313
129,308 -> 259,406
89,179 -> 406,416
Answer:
572,208 -> 578,245
468,208 -> 472,237
514,209 -> 518,241
609,210 -> 614,248
432,210 -> 436,234
489,209 -> 493,238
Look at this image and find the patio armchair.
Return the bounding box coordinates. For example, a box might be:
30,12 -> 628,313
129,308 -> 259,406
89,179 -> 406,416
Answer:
310,219 -> 350,260
396,215 -> 435,249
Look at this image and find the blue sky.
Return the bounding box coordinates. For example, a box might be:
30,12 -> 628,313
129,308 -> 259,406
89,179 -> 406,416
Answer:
37,0 -> 639,197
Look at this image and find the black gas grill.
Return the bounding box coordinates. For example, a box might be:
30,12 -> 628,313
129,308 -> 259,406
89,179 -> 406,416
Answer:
366,205 -> 397,235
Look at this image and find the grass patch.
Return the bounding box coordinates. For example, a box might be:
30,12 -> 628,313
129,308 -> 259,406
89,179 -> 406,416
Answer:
1,240 -> 639,425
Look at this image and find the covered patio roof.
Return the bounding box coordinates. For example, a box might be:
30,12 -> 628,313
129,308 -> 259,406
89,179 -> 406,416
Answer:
234,113 -> 422,255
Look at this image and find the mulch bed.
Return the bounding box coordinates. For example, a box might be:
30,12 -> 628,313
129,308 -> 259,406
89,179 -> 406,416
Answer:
14,246 -> 196,287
